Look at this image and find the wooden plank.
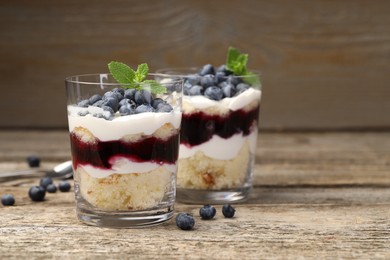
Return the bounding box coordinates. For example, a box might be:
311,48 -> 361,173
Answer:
0,1 -> 389,129
0,185 -> 389,259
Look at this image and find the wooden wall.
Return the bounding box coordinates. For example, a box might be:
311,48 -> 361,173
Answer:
0,0 -> 389,130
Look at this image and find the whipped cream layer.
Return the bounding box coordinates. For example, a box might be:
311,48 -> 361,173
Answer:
179,127 -> 258,160
183,88 -> 261,113
68,106 -> 182,141
77,157 -> 177,178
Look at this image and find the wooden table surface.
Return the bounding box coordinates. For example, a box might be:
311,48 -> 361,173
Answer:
0,130 -> 389,259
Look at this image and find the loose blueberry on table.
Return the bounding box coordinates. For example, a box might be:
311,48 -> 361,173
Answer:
1,194 -> 15,206
58,181 -> 71,192
222,204 -> 236,218
39,177 -> 53,189
46,184 -> 57,193
199,205 -> 217,220
176,213 -> 195,230
28,186 -> 46,202
27,155 -> 41,168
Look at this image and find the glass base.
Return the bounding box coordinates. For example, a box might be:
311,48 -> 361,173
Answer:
176,186 -> 251,204
76,207 -> 174,228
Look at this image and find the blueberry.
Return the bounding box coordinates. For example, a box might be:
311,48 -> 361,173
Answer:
216,64 -> 232,75
58,181 -> 71,192
188,85 -> 203,96
89,94 -> 102,105
103,91 -> 122,101
151,98 -> 165,109
92,100 -> 105,107
77,110 -> 89,116
227,75 -> 241,86
102,97 -> 119,111
134,90 -> 152,105
204,86 -> 223,101
119,104 -> 136,116
46,184 -> 57,193
200,74 -> 217,88
28,186 -> 46,201
27,155 -> 40,168
39,177 -> 53,189
235,83 -> 250,95
112,87 -> 125,96
157,104 -> 173,113
1,194 -> 15,206
222,83 -> 236,98
222,204 -> 236,218
215,71 -> 227,83
176,213 -> 195,230
185,74 -> 200,85
77,99 -> 90,108
199,205 -> 216,220
135,104 -> 155,114
198,64 -> 215,76
124,89 -> 137,100
119,98 -> 130,107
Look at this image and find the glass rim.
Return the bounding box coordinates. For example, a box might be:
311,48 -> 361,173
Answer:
65,73 -> 183,86
154,67 -> 262,78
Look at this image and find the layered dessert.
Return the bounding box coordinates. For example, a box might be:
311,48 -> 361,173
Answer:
171,58 -> 262,192
67,85 -> 181,211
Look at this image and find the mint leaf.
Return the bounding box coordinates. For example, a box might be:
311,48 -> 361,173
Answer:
226,47 -> 260,85
143,80 -> 167,95
108,61 -> 168,93
108,61 -> 135,84
135,63 -> 149,83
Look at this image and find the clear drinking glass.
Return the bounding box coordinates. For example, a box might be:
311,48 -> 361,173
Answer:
65,73 -> 183,227
155,68 -> 262,204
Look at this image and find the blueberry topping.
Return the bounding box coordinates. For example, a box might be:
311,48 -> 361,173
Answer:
135,104 -> 155,114
102,97 -> 119,111
58,181 -> 71,192
46,184 -> 57,193
186,74 -> 200,85
157,104 -> 173,112
134,90 -> 152,105
236,83 -> 249,91
204,86 -> 223,101
151,98 -> 165,109
216,64 -> 232,76
119,104 -> 136,116
27,155 -> 40,168
199,205 -> 216,220
222,83 -> 236,98
112,87 -> 125,96
89,94 -> 102,105
1,194 -> 15,206
39,177 -> 53,189
28,186 -> 46,201
188,85 -> 203,96
200,74 -> 217,88
92,100 -> 105,107
222,204 -> 236,218
176,213 -> 195,230
124,89 -> 137,100
226,75 -> 241,86
198,64 -> 215,76
77,99 -> 90,108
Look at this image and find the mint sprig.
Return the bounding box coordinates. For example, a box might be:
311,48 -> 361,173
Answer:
108,61 -> 167,94
226,47 -> 260,86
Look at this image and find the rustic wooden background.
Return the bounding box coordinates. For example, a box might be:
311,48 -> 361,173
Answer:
0,0 -> 389,130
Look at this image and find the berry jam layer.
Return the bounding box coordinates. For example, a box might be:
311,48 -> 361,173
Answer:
70,132 -> 180,170
180,104 -> 260,147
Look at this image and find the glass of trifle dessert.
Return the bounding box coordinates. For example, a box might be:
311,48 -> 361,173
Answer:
156,47 -> 262,204
65,62 -> 183,227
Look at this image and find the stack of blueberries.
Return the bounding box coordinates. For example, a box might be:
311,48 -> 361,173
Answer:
183,64 -> 251,100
